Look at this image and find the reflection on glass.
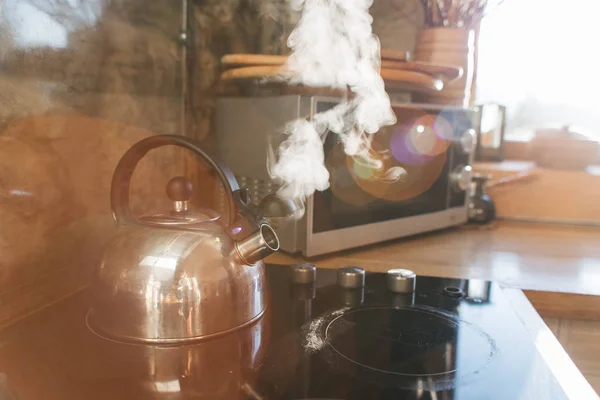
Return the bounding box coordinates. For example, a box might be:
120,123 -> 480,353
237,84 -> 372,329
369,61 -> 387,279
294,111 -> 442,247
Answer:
480,104 -> 504,149
140,255 -> 178,270
476,104 -> 506,161
466,279 -> 492,304
534,329 -> 597,399
153,379 -> 181,393
3,0 -> 102,49
577,258 -> 600,294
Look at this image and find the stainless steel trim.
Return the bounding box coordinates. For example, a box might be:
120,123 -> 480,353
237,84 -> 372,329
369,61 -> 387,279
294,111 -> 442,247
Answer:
304,207 -> 467,257
235,224 -> 280,265
86,308 -> 266,345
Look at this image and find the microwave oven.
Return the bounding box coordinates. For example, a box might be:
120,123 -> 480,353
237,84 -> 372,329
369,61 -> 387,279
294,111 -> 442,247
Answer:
216,95 -> 480,257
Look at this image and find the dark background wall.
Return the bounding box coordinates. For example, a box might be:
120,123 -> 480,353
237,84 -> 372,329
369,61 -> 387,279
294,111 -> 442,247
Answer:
0,0 -> 422,326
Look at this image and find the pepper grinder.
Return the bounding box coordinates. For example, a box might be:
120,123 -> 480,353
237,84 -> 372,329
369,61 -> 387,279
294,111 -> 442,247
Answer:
468,173 -> 496,224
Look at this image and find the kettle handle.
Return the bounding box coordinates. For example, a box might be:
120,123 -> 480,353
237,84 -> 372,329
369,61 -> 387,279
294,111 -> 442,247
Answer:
110,134 -> 239,227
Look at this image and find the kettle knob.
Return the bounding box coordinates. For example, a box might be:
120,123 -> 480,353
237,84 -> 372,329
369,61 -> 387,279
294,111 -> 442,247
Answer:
167,176 -> 193,213
110,135 -> 240,227
166,176 -> 193,201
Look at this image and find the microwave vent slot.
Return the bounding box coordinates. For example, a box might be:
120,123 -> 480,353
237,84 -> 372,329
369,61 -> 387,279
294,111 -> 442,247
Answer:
215,176 -> 278,215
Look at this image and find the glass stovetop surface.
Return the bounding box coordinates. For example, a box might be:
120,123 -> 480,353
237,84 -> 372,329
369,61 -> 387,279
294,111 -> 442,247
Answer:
0,264 -> 568,399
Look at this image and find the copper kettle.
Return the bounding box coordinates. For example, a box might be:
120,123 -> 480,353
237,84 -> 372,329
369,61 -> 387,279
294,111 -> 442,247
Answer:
89,135 -> 293,344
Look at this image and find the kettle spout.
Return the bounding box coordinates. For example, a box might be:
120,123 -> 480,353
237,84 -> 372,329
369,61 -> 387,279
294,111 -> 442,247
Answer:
235,224 -> 280,265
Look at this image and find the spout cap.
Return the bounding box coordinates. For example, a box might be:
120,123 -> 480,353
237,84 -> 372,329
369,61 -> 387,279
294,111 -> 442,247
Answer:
235,224 -> 280,265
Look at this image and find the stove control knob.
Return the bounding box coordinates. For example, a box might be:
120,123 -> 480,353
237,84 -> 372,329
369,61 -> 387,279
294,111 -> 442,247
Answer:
460,128 -> 477,154
337,266 -> 365,289
387,269 -> 416,293
291,263 -> 316,284
450,165 -> 472,192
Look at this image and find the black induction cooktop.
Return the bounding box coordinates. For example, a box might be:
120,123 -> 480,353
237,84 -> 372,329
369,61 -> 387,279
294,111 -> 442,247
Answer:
0,264 -> 570,399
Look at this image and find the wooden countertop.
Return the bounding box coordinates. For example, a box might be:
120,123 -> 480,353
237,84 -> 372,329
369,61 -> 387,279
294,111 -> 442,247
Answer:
474,161 -> 600,225
267,220 -> 600,319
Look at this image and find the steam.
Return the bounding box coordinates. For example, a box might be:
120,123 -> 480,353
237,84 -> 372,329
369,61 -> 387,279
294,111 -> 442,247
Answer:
267,119 -> 329,200
267,0 -> 401,212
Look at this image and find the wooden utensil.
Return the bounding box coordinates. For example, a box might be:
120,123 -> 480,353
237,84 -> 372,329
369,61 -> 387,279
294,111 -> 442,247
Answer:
379,69 -> 444,92
221,54 -> 288,67
381,60 -> 463,81
220,65 -> 286,80
380,49 -> 411,62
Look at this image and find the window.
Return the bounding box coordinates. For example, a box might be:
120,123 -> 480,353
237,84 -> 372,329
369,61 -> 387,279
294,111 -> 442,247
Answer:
476,0 -> 600,141
1,0 -> 101,50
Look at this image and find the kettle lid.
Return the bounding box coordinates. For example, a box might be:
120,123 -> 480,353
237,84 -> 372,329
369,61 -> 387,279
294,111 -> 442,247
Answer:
137,176 -> 221,227
138,209 -> 220,227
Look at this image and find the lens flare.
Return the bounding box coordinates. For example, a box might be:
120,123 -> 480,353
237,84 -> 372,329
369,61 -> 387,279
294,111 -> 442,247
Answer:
326,144 -> 376,206
350,153 -> 447,202
352,158 -> 377,180
408,124 -> 437,155
390,121 -> 433,166
390,114 -> 454,164
432,115 -> 454,141
326,110 -> 449,205
412,114 -> 453,156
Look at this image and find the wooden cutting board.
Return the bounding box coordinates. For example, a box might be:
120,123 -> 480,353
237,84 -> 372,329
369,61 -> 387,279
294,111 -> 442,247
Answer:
221,50 -> 411,67
221,54 -> 461,82
220,66 -> 444,93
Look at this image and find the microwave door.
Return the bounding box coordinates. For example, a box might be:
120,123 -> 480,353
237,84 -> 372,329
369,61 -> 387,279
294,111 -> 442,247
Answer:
313,129 -> 452,234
